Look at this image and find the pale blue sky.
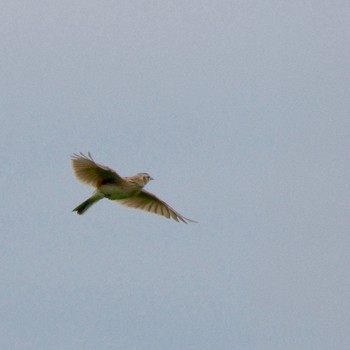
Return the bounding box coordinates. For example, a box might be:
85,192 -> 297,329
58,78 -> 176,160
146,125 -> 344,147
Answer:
1,1 -> 349,349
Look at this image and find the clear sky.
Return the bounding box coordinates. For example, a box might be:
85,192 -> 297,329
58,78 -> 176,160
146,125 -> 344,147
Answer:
1,1 -> 349,349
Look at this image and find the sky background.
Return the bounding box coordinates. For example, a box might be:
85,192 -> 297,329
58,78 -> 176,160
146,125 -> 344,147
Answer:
1,1 -> 349,349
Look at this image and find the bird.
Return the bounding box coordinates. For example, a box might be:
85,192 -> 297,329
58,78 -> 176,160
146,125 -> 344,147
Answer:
71,152 -> 196,223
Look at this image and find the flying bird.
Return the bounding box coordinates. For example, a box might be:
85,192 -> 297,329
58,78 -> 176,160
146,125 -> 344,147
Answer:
71,152 -> 196,223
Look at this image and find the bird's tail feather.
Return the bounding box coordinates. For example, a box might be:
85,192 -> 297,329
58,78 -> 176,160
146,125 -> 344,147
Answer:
73,193 -> 104,215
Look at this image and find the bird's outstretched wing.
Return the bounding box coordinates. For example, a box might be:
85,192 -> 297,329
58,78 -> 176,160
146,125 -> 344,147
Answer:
71,152 -> 123,187
118,189 -> 197,223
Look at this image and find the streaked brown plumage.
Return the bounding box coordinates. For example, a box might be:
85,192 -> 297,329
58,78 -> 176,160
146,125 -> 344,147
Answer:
71,152 -> 196,223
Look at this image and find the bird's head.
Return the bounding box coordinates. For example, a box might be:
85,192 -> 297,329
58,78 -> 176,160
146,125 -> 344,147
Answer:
134,172 -> 154,187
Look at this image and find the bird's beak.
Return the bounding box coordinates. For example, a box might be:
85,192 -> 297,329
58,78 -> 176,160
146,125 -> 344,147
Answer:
150,177 -> 154,180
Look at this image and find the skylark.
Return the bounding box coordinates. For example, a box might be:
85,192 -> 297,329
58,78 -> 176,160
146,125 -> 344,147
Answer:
71,152 -> 196,223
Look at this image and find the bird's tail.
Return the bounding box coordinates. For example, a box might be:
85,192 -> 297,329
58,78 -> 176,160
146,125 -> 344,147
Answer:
73,193 -> 104,215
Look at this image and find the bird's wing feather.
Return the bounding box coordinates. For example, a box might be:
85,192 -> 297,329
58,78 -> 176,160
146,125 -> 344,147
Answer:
71,152 -> 123,187
118,189 -> 196,223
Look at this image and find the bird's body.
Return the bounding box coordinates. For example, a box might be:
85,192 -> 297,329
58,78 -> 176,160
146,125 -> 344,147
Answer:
71,152 -> 196,223
99,183 -> 138,199
99,177 -> 144,199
